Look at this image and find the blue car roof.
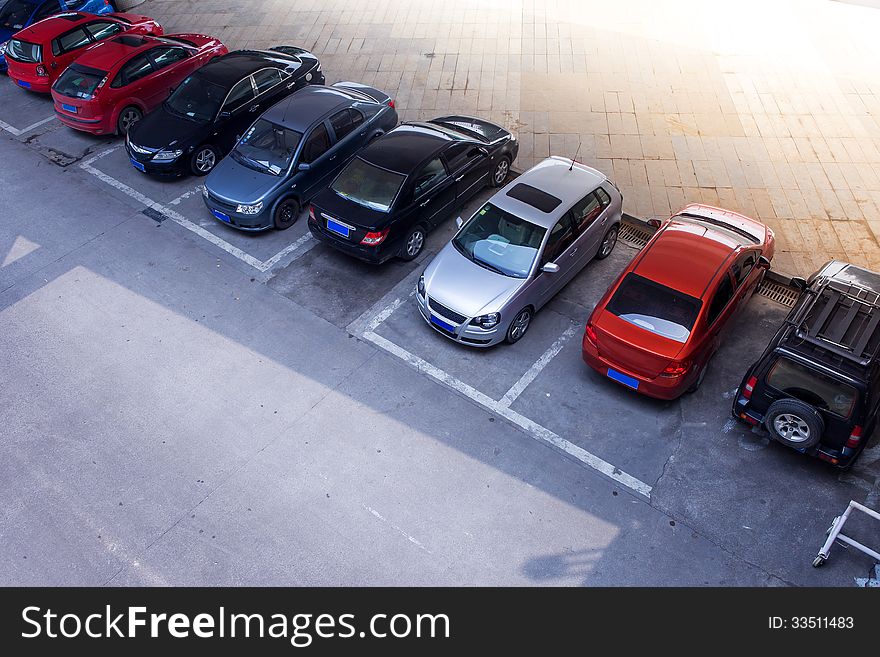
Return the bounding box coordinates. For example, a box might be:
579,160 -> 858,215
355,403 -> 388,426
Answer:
262,86 -> 362,132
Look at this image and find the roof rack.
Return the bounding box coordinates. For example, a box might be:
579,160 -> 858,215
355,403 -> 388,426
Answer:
786,277 -> 880,367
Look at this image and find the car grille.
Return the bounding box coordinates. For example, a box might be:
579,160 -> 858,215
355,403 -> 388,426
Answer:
128,141 -> 157,155
207,191 -> 237,212
428,297 -> 468,325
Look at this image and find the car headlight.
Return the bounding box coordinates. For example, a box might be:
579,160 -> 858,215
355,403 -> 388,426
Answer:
417,274 -> 425,296
470,313 -> 500,329
152,149 -> 183,162
236,201 -> 263,215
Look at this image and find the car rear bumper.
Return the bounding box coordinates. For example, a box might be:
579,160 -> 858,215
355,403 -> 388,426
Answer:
307,214 -> 397,264
581,336 -> 690,400
8,73 -> 50,93
416,292 -> 503,347
55,108 -> 111,134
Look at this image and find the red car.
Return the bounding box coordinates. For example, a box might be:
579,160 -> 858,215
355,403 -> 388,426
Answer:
51,32 -> 227,136
582,204 -> 775,400
5,11 -> 163,94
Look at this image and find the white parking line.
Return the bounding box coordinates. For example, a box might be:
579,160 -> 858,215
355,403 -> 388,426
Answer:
79,147 -> 315,274
499,324 -> 580,408
0,114 -> 56,137
362,328 -> 652,498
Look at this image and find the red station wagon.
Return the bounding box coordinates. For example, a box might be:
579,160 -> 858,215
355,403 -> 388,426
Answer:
582,204 -> 775,400
51,32 -> 227,136
5,11 -> 162,94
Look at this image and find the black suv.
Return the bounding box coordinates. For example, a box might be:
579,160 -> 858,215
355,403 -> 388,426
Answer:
732,260 -> 880,468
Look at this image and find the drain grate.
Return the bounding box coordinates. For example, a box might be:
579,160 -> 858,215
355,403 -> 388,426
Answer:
618,222 -> 653,249
758,279 -> 800,307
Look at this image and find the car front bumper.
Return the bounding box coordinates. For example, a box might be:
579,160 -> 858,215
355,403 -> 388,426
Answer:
203,196 -> 273,232
126,145 -> 189,177
416,292 -> 503,347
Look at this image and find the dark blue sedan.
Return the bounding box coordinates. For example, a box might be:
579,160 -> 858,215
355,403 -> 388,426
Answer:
203,81 -> 398,231
0,0 -> 115,72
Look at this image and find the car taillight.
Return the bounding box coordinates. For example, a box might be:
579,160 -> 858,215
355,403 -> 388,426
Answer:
661,360 -> 690,377
845,426 -> 863,449
35,65 -> 48,77
388,99 -> 395,108
361,227 -> 390,246
585,323 -> 598,347
308,205 -> 315,222
742,375 -> 758,400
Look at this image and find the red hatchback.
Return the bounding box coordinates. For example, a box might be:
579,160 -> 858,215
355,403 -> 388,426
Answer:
582,204 -> 775,400
5,11 -> 162,94
51,32 -> 227,136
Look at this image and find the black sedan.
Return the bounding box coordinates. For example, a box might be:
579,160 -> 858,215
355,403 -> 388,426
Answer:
308,116 -> 518,262
126,46 -> 324,177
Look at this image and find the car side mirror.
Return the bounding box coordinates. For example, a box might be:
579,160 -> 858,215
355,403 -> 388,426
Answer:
541,262 -> 560,274
298,162 -> 311,171
647,218 -> 662,228
790,276 -> 807,291
455,216 -> 463,228
758,255 -> 772,270
470,146 -> 489,157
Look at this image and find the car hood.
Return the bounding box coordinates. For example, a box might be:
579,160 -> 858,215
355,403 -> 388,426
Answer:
205,155 -> 283,204
423,241 -> 524,318
129,107 -> 203,151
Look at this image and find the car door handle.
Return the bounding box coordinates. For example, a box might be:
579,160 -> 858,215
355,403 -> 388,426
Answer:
569,249 -> 578,257
454,175 -> 464,182
249,104 -> 260,112
329,154 -> 337,161
420,199 -> 431,207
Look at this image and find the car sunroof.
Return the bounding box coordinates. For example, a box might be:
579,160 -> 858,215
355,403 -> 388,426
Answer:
114,35 -> 148,47
58,13 -> 85,22
505,183 -> 562,213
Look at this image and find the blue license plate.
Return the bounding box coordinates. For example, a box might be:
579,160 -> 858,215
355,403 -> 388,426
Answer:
430,315 -> 456,332
17,79 -> 31,89
61,103 -> 77,113
211,209 -> 231,223
326,218 -> 350,238
607,368 -> 639,390
130,158 -> 145,173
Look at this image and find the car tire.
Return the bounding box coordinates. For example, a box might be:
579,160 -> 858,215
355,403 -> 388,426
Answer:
190,145 -> 220,176
490,156 -> 511,187
506,307 -> 533,344
399,224 -> 426,261
687,360 -> 709,393
764,399 -> 824,449
116,106 -> 142,136
595,224 -> 619,260
273,198 -> 300,230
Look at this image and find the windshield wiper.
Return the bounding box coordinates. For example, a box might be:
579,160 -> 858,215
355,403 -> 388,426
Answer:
471,255 -> 507,276
232,150 -> 275,174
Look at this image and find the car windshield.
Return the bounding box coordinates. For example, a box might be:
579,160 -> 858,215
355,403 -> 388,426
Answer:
452,203 -> 546,278
7,38 -> 40,63
606,273 -> 702,342
331,158 -> 405,212
232,119 -> 302,175
767,357 -> 857,417
0,0 -> 34,30
164,75 -> 226,123
52,64 -> 106,99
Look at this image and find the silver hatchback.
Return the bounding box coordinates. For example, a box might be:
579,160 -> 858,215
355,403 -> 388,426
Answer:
417,156 -> 623,346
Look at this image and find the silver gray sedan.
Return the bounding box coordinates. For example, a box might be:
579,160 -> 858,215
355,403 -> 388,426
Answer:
417,156 -> 623,346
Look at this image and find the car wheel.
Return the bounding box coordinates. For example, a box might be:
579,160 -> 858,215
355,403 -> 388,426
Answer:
764,399 -> 824,449
595,225 -> 619,260
273,198 -> 300,230
399,225 -> 426,261
116,106 -> 142,136
490,156 -> 511,187
506,307 -> 533,344
190,145 -> 219,176
687,360 -> 708,393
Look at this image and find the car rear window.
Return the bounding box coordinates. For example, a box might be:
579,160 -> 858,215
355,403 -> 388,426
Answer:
332,157 -> 405,212
606,273 -> 702,343
52,64 -> 107,99
7,39 -> 41,63
766,357 -> 857,418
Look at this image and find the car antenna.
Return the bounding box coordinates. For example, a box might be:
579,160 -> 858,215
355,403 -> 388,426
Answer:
569,141 -> 581,171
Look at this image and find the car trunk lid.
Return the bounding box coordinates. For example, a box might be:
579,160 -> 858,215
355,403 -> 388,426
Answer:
593,311 -> 686,378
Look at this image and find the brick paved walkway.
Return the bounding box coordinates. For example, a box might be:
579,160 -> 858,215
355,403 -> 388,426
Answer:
141,0 -> 880,275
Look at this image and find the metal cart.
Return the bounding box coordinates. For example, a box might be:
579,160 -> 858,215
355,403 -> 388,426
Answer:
813,500 -> 880,568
